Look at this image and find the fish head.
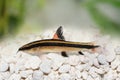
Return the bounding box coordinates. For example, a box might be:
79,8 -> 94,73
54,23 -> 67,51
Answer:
18,44 -> 41,55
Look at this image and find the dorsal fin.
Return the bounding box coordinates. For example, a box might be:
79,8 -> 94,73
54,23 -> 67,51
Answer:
53,26 -> 65,40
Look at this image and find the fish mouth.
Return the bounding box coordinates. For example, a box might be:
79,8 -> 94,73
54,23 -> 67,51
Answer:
18,46 -> 24,51
18,45 -> 27,52
16,47 -> 23,54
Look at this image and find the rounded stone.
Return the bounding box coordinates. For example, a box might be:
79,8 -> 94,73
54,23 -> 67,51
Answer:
59,64 -> 71,73
0,72 -> 11,80
87,75 -> 94,80
47,53 -> 65,70
115,46 -> 120,55
75,65 -> 84,72
59,73 -> 71,80
24,56 -> 41,69
75,70 -> 82,79
25,75 -> 33,80
111,56 -> 120,69
68,55 -> 80,66
8,73 -> 21,80
0,61 -> 9,72
94,68 -> 105,74
117,65 -> 120,72
93,58 -> 99,67
20,70 -> 33,78
81,71 -> 88,80
43,76 -> 51,80
40,59 -> 52,74
9,63 -> 15,73
48,71 -> 59,80
33,70 -> 43,80
97,54 -> 108,65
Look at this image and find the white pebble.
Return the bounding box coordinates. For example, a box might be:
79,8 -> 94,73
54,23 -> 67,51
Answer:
97,54 -> 108,65
84,64 -> 92,71
93,58 -> 99,67
20,70 -> 33,78
75,70 -> 82,79
81,71 -> 88,80
15,65 -> 25,74
69,66 -> 76,76
75,65 -> 83,72
43,76 -> 51,80
101,65 -> 110,72
106,53 -> 116,62
0,72 -> 10,79
48,71 -> 59,80
47,53 -> 65,70
116,78 -> 120,80
84,52 -> 97,66
8,73 -> 21,80
88,59 -> 93,66
115,46 -> 120,55
68,55 -> 80,66
94,68 -> 105,74
9,63 -> 15,73
25,75 -> 33,80
111,56 -> 120,69
105,44 -> 116,62
87,75 -> 94,80
79,55 -> 89,64
14,57 -> 27,73
40,59 -> 52,74
33,70 -> 43,80
0,61 -> 9,72
103,69 -> 117,80
59,73 -> 71,80
89,67 -> 95,73
24,56 -> 41,69
3,56 -> 17,64
76,64 -> 89,71
95,76 -> 101,80
0,74 -> 3,80
89,67 -> 98,78
83,52 -> 91,57
117,65 -> 120,72
59,64 -> 71,73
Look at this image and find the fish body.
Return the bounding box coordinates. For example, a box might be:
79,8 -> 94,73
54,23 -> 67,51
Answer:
19,39 -> 99,53
18,26 -> 100,57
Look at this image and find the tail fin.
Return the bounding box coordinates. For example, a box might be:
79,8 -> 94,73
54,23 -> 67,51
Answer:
53,26 -> 65,40
90,42 -> 101,53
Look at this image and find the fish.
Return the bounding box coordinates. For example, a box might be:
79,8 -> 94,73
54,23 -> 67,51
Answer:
18,26 -> 100,57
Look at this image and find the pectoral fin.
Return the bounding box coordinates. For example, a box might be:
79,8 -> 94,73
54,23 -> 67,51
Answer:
78,51 -> 84,55
61,51 -> 68,57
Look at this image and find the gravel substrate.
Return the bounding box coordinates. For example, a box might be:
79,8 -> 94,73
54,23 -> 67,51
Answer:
0,28 -> 120,80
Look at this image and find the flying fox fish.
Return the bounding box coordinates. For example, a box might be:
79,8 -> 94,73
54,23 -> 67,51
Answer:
18,26 -> 100,57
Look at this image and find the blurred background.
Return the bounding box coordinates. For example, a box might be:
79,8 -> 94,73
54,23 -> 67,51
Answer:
0,0 -> 120,40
